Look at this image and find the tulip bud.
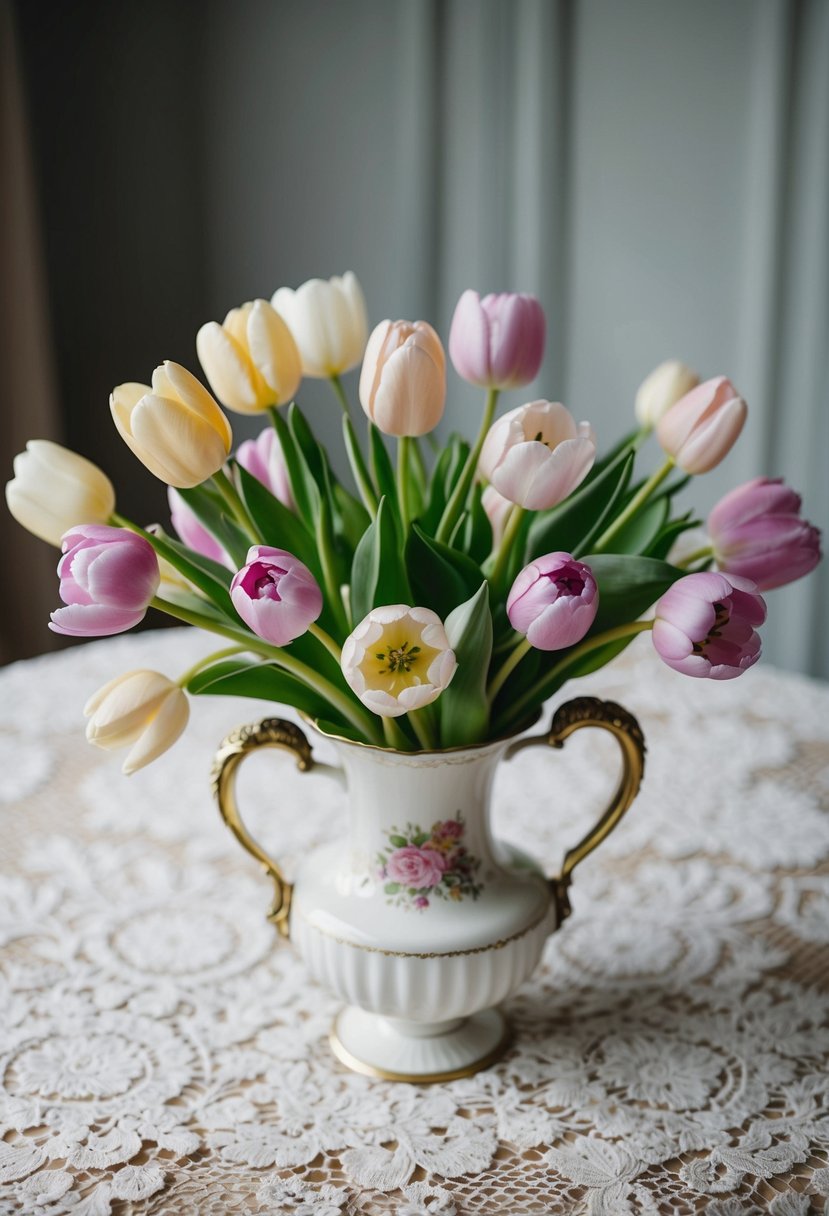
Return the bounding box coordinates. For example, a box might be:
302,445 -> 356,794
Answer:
196,299 -> 302,414
168,488 -> 228,565
656,376 -> 747,474
707,477 -> 822,591
235,426 -> 294,510
507,553 -> 599,650
6,440 -> 116,547
49,524 -> 160,637
110,361 -> 232,489
359,319 -> 446,437
449,290 -> 545,389
271,271 -> 368,378
230,546 -> 322,646
652,571 -> 766,679
478,400 -> 596,511
85,669 -> 190,774
634,360 -> 700,428
341,605 -> 457,718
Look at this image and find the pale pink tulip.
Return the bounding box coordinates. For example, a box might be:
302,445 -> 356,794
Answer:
507,553 -> 599,650
230,546 -> 322,646
449,290 -> 545,389
341,605 -> 457,718
49,525 -> 159,637
235,426 -> 294,510
168,488 -> 228,565
359,319 -> 446,437
707,477 -> 821,591
479,400 -> 596,510
652,571 -> 766,679
657,376 -> 747,474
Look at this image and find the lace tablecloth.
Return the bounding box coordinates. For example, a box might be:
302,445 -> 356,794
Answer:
1,629 -> 828,1215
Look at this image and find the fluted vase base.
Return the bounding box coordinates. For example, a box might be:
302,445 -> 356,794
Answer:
329,1005 -> 510,1083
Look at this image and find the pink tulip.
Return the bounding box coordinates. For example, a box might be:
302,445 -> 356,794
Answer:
707,477 -> 821,591
507,552 -> 599,650
359,319 -> 446,437
479,400 -> 596,511
230,546 -> 322,646
652,571 -> 766,680
656,376 -> 747,474
235,426 -> 294,511
49,524 -> 160,637
449,290 -> 545,389
168,488 -> 228,565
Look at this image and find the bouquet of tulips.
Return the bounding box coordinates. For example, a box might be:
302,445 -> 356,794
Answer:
6,275 -> 821,771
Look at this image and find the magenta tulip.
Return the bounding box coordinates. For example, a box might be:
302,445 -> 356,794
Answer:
707,477 -> 821,591
49,524 -> 160,637
168,488 -> 228,565
230,546 -> 322,646
652,571 -> 766,680
507,553 -> 599,650
479,400 -> 596,510
657,376 -> 747,474
449,290 -> 545,389
235,426 -> 294,510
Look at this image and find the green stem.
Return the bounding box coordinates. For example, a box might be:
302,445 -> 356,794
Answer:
150,596 -> 383,745
177,646 -> 247,687
487,635 -> 533,705
308,621 -> 343,664
329,373 -> 352,419
677,544 -> 714,568
342,415 -> 379,516
397,435 -> 412,535
497,620 -> 654,730
407,703 -> 438,750
382,716 -> 411,749
212,467 -> 259,543
436,387 -> 499,543
315,507 -> 350,637
591,457 -> 674,553
488,505 -> 525,591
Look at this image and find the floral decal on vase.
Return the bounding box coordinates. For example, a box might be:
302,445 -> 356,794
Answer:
376,814 -> 483,910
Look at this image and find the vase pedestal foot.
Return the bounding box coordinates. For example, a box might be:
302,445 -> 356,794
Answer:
329,1005 -> 510,1082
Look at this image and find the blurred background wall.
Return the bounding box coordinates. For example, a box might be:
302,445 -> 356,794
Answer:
3,0 -> 827,676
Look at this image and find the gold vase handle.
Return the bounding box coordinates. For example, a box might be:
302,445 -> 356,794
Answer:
211,718 -> 315,939
507,696 -> 646,926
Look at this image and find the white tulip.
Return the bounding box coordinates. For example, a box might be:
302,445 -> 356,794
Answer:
110,361 -> 232,488
271,271 -> 368,378
196,299 -> 302,413
84,669 -> 190,774
6,440 -> 116,546
341,605 -> 457,718
635,360 -> 700,428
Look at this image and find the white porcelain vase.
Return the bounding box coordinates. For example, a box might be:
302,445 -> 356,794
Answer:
212,695 -> 645,1082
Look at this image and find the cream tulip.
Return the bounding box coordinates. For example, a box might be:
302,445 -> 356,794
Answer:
6,440 -> 116,546
635,360 -> 700,428
196,299 -> 302,413
359,319 -> 446,437
84,669 -> 190,774
110,361 -> 232,488
271,271 -> 368,378
341,605 -> 457,718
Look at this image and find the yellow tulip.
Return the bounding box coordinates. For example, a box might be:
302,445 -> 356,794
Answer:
6,439 -> 116,546
110,361 -> 232,488
196,299 -> 302,413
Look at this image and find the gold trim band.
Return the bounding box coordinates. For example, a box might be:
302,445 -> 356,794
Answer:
329,1014 -> 513,1083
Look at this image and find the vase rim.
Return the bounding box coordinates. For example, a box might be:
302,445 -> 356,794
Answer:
300,710 -> 542,758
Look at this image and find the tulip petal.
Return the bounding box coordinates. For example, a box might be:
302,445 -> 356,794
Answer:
122,688 -> 190,774
197,321 -> 261,413
449,291 -> 491,386
676,396 -> 747,474
247,299 -> 302,405
49,603 -> 146,637
128,396 -> 230,487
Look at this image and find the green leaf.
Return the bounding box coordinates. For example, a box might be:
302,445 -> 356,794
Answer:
342,414 -> 379,515
332,481 -> 371,557
269,408 -> 317,524
440,582 -> 493,747
368,424 -> 398,515
413,832 -> 429,846
407,438 -> 428,520
606,494 -> 669,555
234,462 -> 320,576
389,835 -> 407,848
176,484 -> 251,569
582,553 -> 683,632
405,524 -> 484,619
526,448 -> 634,562
463,483 -> 494,565
421,443 -> 455,532
186,658 -> 345,725
646,516 -> 700,561
145,526 -> 235,616
350,496 -> 412,624
384,882 -> 401,895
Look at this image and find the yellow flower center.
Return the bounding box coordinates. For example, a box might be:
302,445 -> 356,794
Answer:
358,624 -> 443,697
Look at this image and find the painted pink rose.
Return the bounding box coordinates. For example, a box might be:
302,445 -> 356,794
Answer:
433,819 -> 464,841
386,845 -> 448,889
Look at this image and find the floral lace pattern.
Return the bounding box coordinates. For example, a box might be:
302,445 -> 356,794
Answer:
1,629 -> 828,1214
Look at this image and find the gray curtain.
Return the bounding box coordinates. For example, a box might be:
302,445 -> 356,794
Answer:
7,0 -> 828,675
